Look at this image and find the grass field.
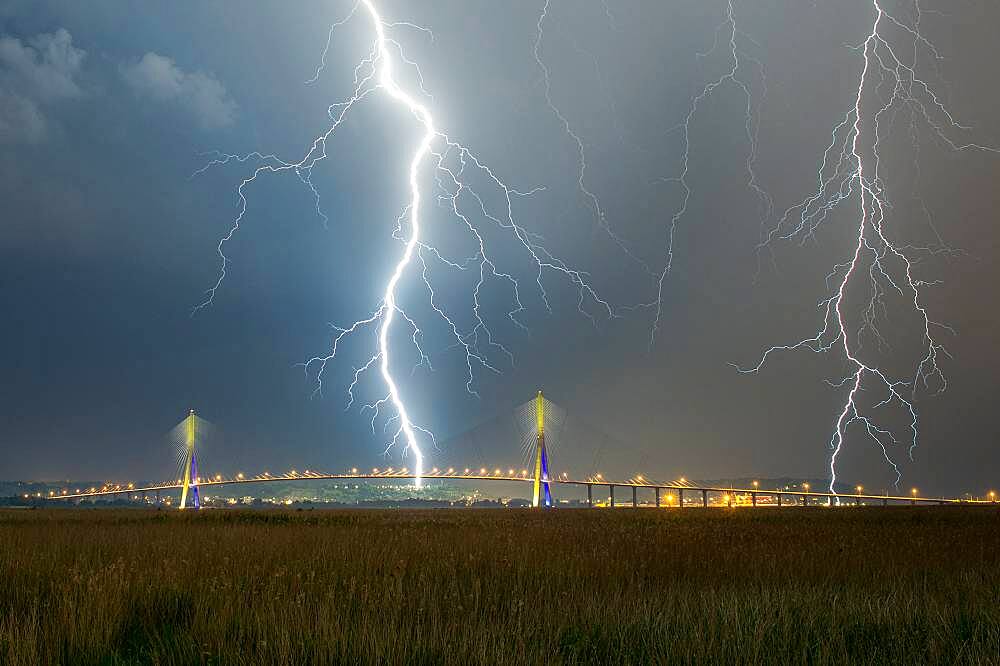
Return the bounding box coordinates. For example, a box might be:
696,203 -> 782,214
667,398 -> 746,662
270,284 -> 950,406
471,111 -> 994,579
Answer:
1,507 -> 998,664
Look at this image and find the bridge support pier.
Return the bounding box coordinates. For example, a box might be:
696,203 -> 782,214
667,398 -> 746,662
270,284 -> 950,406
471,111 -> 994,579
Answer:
802,494 -> 808,507
655,487 -> 660,508
702,489 -> 708,508
776,492 -> 782,507
632,486 -> 637,508
883,497 -> 888,507
587,484 -> 593,507
610,485 -> 615,508
677,488 -> 683,507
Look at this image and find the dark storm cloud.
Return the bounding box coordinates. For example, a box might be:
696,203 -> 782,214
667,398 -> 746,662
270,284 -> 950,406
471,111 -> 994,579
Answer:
0,1 -> 998,497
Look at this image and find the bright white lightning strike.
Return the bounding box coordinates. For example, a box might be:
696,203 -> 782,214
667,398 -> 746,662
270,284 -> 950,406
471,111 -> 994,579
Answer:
364,0 -> 432,487
194,0 -> 612,487
743,0 -> 997,496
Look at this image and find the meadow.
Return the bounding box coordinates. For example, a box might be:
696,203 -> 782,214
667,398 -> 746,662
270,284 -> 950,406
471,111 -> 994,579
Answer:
1,506 -> 998,664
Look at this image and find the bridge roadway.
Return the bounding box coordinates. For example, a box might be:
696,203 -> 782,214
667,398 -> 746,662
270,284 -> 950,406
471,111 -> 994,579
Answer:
41,469 -> 985,506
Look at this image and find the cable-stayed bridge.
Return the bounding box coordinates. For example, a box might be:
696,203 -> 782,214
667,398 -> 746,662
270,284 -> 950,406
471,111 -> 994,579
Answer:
43,392 -> 993,508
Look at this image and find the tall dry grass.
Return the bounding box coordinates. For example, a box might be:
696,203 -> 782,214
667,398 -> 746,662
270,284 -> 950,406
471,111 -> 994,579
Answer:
1,507 -> 998,664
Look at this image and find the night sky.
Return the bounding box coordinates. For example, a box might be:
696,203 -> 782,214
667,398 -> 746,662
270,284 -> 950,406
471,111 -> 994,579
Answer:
2,0 -> 998,496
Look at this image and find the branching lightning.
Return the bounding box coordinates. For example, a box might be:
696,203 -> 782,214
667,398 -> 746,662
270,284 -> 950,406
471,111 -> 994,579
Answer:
194,0 -> 612,486
189,0 -> 994,495
649,0 -> 771,345
533,0 -> 650,274
741,0 -> 997,495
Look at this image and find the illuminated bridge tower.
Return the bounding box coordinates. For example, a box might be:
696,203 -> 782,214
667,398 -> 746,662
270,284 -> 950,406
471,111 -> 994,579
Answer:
532,390 -> 553,508
179,409 -> 201,510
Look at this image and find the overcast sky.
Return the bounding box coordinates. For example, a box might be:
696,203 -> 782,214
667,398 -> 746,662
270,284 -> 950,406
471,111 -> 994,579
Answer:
1,0 -> 998,496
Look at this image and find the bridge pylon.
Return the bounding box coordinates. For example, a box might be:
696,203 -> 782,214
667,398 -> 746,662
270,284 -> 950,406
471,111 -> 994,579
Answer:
532,390 -> 553,508
179,409 -> 201,510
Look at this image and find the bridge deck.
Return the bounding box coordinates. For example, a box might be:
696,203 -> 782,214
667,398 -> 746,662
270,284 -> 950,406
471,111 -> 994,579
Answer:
39,472 -> 985,505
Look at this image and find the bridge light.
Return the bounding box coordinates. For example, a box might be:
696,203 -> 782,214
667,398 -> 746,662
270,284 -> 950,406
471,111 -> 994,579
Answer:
480,468 -> 487,475
508,469 -> 514,475
596,473 -> 603,480
215,475 -> 221,481
752,480 -> 759,488
48,491 -> 53,496
679,477 -> 686,483
431,468 -> 438,474
464,468 -> 470,475
803,483 -> 810,492
637,475 -> 643,481
351,468 -> 357,474
990,491 -> 996,501
373,468 -> 379,474
128,483 -> 134,489
911,488 -> 917,496
856,485 -> 863,494
447,468 -> 454,474
494,469 -> 501,475
521,470 -> 527,477
667,494 -> 674,504
237,473 -> 244,479
290,470 -> 297,476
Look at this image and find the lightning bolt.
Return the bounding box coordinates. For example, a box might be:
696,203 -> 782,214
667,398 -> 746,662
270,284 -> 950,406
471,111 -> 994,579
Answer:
532,0 -> 654,278
648,0 -> 771,345
741,0 -> 997,496
193,0 -> 612,486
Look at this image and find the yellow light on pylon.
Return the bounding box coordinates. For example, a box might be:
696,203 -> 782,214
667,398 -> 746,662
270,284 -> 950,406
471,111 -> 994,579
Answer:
536,389 -> 544,435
